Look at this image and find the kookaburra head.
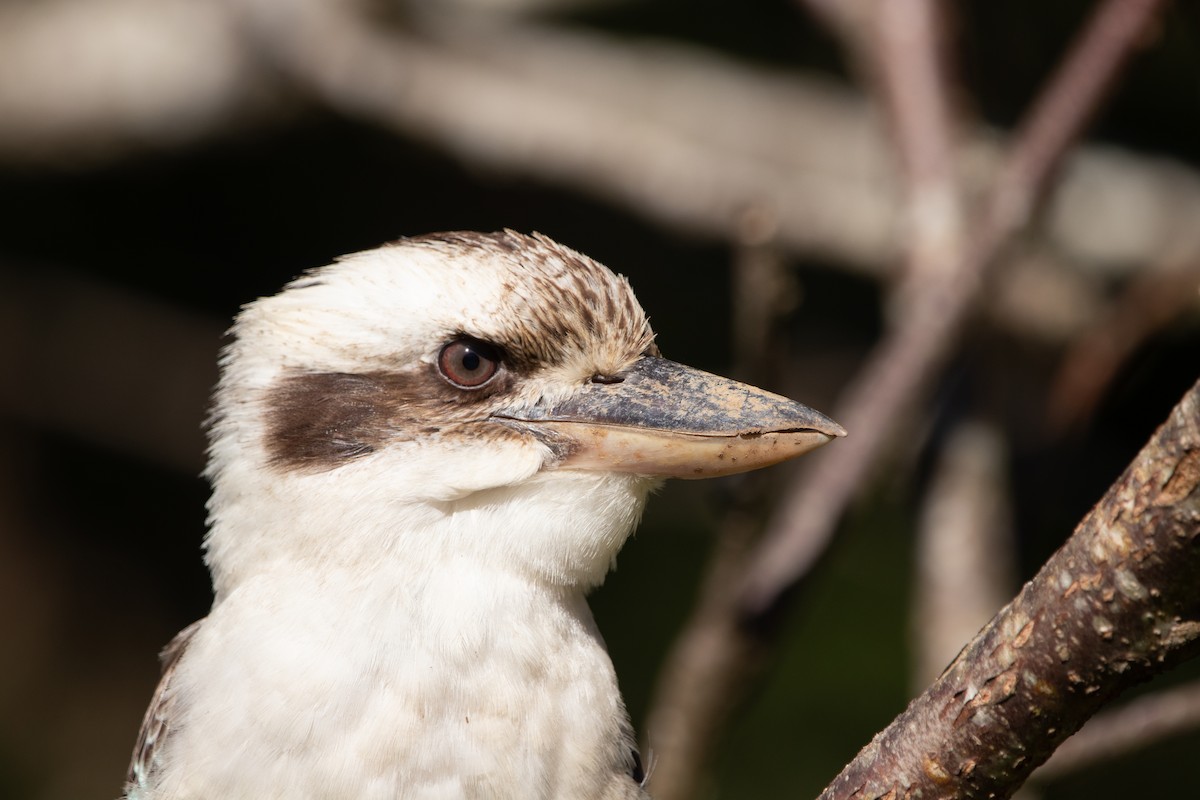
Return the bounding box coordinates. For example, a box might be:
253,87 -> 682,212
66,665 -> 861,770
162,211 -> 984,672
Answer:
126,230 -> 843,800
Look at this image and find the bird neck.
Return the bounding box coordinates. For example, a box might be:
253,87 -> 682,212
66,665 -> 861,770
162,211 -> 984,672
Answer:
202,459 -> 659,602
164,534 -> 640,800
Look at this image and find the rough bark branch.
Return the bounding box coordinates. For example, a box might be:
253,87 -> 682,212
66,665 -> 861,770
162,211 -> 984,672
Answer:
817,377 -> 1200,799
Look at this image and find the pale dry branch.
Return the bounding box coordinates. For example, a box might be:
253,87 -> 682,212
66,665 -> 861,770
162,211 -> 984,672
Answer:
738,0 -> 1169,621
0,0 -> 280,163
232,0 -> 899,269
640,218 -> 799,800
640,509 -> 767,800
870,0 -> 966,290
873,1 -> 983,690
913,421 -> 1016,688
1,0 -> 1197,307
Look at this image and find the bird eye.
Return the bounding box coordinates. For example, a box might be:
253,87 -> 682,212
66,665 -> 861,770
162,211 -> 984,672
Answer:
437,339 -> 501,389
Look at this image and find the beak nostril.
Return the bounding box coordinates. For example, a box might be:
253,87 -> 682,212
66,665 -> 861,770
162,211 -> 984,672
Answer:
591,374 -> 625,385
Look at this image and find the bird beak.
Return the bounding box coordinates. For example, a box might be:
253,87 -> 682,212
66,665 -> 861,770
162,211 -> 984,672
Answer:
495,356 -> 845,479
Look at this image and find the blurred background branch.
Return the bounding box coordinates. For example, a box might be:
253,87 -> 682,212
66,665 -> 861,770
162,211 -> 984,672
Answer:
646,0 -> 1178,796
1,0 -> 1198,294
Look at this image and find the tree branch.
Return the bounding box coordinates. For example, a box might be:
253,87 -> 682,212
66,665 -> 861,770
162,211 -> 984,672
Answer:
818,376 -> 1200,799
5,0 -> 1194,308
737,0 -> 1169,620
645,1 -> 1169,796
1048,257 -> 1200,433
870,0 -> 966,290
912,421 -> 1016,688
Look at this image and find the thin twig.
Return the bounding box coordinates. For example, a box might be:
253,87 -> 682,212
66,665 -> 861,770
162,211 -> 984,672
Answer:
641,211 -> 798,800
640,510 -> 766,800
1048,257 -> 1200,433
739,0 -> 1168,618
645,1 -> 1168,795
649,1 -> 966,794
1031,679 -> 1200,783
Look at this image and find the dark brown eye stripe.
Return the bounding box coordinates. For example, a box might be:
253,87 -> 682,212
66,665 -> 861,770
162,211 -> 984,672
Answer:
262,367 -> 513,471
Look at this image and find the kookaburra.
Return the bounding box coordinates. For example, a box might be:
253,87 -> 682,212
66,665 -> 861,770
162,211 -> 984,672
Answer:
124,230 -> 844,800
